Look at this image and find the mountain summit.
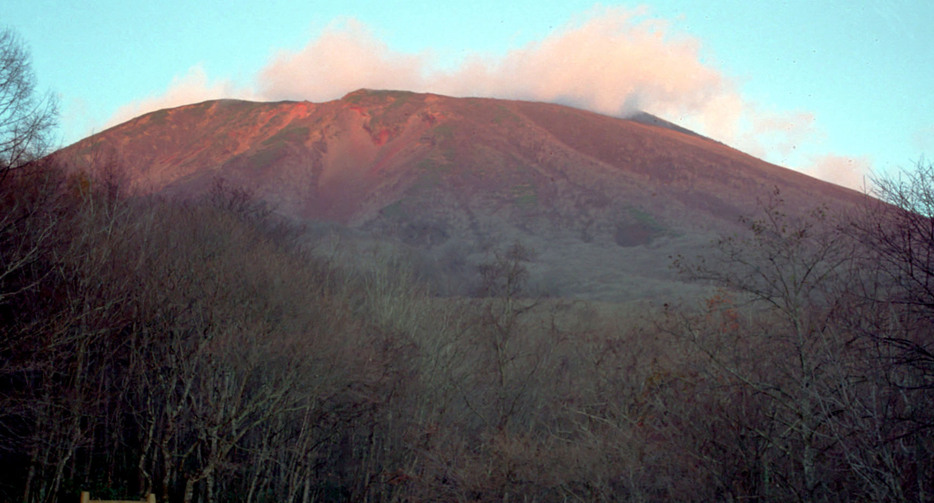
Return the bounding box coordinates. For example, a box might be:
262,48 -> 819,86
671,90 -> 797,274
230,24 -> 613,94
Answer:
55,89 -> 865,299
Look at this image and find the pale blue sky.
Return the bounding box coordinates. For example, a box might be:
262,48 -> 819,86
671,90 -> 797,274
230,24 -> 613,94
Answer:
3,1 -> 932,189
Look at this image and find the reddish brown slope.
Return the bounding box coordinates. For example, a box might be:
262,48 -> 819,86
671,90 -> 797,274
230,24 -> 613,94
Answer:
54,89 -> 868,299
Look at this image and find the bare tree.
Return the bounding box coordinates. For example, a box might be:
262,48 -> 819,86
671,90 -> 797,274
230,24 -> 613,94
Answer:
855,159 -> 934,407
0,28 -> 59,315
674,190 -> 864,501
0,28 -> 57,176
846,160 -> 934,499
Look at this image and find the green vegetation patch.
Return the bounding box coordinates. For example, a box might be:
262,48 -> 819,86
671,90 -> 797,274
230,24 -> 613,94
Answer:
146,109 -> 169,125
385,92 -> 412,110
343,89 -> 415,106
342,90 -> 368,104
511,183 -> 539,209
492,104 -> 519,125
243,146 -> 286,170
380,200 -> 408,220
416,158 -> 452,175
261,126 -> 310,147
413,171 -> 443,190
431,124 -> 455,141
614,207 -> 665,247
627,206 -> 664,231
370,89 -> 416,100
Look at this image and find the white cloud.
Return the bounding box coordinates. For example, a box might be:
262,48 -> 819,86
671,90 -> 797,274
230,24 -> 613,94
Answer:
101,7 -> 861,188
254,7 -> 730,120
59,96 -> 95,146
252,6 -> 820,167
258,18 -> 430,101
106,64 -> 253,128
428,6 -> 727,117
804,154 -> 874,191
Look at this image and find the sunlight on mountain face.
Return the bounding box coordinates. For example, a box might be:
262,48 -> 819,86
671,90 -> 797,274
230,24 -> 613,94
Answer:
104,8 -> 867,190
58,90 -> 866,301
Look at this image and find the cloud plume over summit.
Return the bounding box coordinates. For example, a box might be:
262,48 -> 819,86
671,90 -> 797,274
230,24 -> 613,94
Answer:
255,8 -> 730,122
105,7 -> 868,189
258,19 -> 429,102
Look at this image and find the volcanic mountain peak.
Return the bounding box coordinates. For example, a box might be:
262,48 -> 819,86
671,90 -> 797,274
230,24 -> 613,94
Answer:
54,89 -> 867,299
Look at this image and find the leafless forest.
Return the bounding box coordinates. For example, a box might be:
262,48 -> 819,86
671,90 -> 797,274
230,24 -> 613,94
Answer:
3,28 -> 934,503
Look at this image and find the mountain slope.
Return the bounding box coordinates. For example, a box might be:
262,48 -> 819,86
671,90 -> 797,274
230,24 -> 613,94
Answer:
54,89 -> 867,300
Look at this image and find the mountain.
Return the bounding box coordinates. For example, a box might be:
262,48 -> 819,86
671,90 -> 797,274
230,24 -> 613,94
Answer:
53,89 -> 867,300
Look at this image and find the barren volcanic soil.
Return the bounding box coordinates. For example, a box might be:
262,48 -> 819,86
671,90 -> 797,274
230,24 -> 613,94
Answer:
54,89 -> 867,300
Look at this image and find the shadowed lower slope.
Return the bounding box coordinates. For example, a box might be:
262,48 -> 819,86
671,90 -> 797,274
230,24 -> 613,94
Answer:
53,89 -> 868,300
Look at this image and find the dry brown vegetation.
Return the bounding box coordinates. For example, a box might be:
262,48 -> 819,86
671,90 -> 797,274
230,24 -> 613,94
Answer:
1,157 -> 934,503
